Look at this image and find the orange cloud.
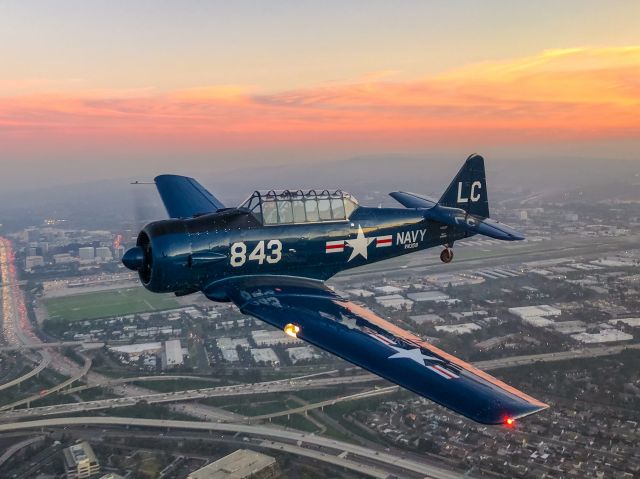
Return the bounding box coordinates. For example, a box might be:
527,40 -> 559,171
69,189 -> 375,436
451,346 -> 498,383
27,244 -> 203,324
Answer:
1,46 -> 639,153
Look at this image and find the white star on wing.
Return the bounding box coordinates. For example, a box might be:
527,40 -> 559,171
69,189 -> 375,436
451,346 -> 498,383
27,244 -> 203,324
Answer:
388,345 -> 442,366
346,225 -> 373,261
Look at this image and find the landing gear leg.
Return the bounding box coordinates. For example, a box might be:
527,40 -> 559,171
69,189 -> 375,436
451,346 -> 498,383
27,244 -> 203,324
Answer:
440,248 -> 454,263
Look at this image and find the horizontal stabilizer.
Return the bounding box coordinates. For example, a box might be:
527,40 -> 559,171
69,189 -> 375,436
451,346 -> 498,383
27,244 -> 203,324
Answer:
389,191 -> 437,209
423,205 -> 524,241
155,175 -> 225,219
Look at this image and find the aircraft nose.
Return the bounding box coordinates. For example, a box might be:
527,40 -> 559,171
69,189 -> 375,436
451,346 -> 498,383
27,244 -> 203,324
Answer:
122,246 -> 144,271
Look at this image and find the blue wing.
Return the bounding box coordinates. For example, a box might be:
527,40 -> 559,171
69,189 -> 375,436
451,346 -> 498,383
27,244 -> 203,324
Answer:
155,174 -> 225,218
206,275 -> 548,425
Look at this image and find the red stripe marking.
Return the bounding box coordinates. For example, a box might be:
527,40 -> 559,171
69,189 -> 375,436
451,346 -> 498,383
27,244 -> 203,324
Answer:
377,238 -> 392,244
371,333 -> 394,345
433,365 -> 457,379
325,244 -> 344,250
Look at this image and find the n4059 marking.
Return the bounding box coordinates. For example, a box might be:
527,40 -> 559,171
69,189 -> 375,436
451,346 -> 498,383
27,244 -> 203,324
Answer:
230,240 -> 282,267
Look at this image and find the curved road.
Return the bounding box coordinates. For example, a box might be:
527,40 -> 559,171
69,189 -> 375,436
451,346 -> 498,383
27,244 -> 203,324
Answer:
0,352 -> 51,392
0,416 -> 466,479
0,355 -> 92,411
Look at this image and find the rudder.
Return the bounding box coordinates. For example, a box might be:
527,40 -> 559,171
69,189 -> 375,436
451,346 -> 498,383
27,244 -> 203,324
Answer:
438,154 -> 489,218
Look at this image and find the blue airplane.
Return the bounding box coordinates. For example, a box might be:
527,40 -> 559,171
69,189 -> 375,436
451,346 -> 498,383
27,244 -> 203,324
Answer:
123,154 -> 548,425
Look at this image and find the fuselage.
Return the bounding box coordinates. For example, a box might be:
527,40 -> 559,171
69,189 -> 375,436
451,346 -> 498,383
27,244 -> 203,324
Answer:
136,205 -> 471,299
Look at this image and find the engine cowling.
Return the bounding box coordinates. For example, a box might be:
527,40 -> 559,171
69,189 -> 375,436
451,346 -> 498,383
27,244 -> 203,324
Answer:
122,219 -> 193,293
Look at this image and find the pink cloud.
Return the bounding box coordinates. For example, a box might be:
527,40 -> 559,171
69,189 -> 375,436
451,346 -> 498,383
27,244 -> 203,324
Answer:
1,46 -> 639,155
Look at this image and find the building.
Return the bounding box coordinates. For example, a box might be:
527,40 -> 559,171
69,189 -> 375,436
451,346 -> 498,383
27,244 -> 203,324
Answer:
78,247 -> 95,261
187,449 -> 276,479
409,314 -> 445,325
251,329 -> 301,347
375,294 -> 414,310
95,246 -> 113,261
373,285 -> 404,294
435,323 -> 482,335
162,339 -> 184,369
62,441 -> 100,479
25,255 -> 44,270
251,348 -> 280,366
407,291 -> 450,302
113,246 -> 125,260
221,348 -> 240,362
287,346 -> 320,363
508,305 -> 562,320
109,342 -> 162,362
53,253 -> 78,264
345,288 -> 375,298
571,330 -> 633,344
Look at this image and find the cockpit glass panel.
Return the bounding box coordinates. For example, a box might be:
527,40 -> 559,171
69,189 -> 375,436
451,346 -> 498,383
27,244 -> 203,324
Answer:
292,200 -> 306,223
240,189 -> 357,225
262,201 -> 278,225
277,200 -> 294,223
331,198 -> 346,220
344,198 -> 358,218
305,199 -> 320,222
318,199 -> 332,220
250,202 -> 263,223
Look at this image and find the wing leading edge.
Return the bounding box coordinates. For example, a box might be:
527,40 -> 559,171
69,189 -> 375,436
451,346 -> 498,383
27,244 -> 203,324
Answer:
206,275 -> 548,425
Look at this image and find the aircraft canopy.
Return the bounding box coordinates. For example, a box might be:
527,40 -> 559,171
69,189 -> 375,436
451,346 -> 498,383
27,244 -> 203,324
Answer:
239,189 -> 359,225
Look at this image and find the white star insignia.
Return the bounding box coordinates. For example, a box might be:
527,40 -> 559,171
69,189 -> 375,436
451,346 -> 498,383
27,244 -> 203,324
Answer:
346,225 -> 373,262
387,345 -> 442,366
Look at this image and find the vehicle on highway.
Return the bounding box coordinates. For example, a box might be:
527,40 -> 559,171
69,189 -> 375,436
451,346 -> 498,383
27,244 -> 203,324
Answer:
122,154 -> 547,425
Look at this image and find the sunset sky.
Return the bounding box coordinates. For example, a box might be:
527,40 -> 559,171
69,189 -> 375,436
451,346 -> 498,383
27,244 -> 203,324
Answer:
1,1 -> 639,190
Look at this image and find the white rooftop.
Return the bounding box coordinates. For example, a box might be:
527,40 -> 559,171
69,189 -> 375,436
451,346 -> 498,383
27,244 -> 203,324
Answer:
407,291 -> 450,302
508,305 -> 562,319
435,323 -> 482,335
609,318 -> 640,328
251,348 -> 279,364
571,329 -> 633,344
109,342 -> 162,355
187,449 -> 275,479
164,339 -> 184,366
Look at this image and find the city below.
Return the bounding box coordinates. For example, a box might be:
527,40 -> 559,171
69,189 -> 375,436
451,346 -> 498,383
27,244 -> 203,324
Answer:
1,186 -> 639,479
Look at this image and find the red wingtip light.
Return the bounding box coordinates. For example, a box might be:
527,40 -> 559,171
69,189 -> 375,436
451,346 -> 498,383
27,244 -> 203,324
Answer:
505,417 -> 515,427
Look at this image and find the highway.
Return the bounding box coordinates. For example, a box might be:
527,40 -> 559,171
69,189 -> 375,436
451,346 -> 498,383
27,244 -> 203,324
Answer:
0,237 -> 91,399
0,416 -> 468,479
0,354 -> 92,411
4,343 -> 638,421
0,374 -> 379,419
474,343 -> 640,370
0,353 -> 51,392
249,386 -> 399,421
0,435 -> 44,468
0,341 -> 103,353
61,374 -> 222,395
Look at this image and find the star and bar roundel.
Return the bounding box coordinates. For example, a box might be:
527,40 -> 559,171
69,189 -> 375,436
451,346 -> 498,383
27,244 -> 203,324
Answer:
325,225 -> 392,261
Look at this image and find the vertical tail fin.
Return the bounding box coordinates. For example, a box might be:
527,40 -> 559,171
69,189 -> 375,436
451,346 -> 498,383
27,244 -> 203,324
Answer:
438,154 -> 489,218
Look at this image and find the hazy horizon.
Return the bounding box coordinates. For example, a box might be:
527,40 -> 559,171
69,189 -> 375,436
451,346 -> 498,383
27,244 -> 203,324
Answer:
1,1 -> 640,192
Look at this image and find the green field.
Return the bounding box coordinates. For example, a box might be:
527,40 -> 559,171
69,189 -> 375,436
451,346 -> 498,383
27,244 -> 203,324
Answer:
43,287 -> 180,322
